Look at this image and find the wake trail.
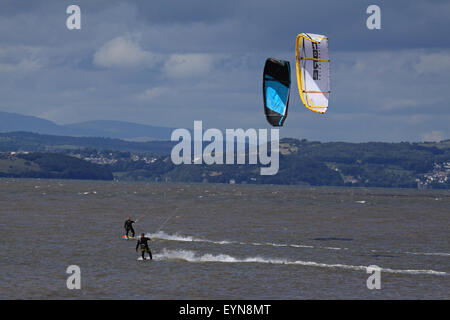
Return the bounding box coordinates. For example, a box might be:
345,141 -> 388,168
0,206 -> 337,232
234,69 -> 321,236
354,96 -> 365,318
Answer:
147,231 -> 450,257
151,249 -> 448,276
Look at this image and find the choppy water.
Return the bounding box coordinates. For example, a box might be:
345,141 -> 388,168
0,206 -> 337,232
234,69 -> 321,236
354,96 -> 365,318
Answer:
0,179 -> 449,299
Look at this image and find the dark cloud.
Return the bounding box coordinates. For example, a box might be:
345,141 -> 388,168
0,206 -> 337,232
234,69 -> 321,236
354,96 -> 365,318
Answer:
0,0 -> 449,141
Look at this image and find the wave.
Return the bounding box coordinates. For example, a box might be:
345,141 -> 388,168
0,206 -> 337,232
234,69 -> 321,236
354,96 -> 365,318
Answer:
370,249 -> 450,257
147,231 -> 449,258
148,231 -> 321,249
403,251 -> 450,257
147,231 -> 232,245
151,249 -> 448,276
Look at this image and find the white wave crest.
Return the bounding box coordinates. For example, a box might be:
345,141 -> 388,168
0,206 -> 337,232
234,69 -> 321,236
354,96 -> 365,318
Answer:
405,251 -> 450,257
147,231 -> 449,258
153,249 -> 448,276
147,231 -> 201,242
147,231 -> 232,245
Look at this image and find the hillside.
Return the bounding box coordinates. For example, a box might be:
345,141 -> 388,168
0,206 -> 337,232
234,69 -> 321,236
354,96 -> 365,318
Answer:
1,132 -> 449,189
64,120 -> 174,140
0,131 -> 175,154
0,152 -> 113,180
104,138 -> 450,189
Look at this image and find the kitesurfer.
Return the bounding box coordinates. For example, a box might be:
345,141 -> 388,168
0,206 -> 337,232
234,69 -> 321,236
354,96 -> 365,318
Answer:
124,216 -> 135,238
136,233 -> 152,260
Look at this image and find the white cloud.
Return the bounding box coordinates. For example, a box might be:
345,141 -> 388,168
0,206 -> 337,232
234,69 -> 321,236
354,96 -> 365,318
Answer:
136,87 -> 169,102
163,53 -> 214,78
381,99 -> 420,111
0,58 -> 41,73
421,131 -> 444,142
0,46 -> 44,73
332,49 -> 450,114
414,52 -> 450,75
93,35 -> 157,68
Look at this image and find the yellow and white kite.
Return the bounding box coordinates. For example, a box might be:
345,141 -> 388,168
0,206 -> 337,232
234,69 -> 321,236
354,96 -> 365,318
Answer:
295,33 -> 330,114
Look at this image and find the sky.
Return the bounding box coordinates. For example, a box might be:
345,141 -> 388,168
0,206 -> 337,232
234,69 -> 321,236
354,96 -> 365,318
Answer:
0,0 -> 449,142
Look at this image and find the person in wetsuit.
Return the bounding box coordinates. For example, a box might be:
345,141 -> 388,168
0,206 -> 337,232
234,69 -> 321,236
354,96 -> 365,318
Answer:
136,233 -> 152,260
124,216 -> 135,238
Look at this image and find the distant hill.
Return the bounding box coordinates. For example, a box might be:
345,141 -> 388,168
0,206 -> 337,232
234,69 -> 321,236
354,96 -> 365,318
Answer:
0,111 -> 66,136
0,131 -> 175,155
65,120 -> 173,141
0,111 -> 175,141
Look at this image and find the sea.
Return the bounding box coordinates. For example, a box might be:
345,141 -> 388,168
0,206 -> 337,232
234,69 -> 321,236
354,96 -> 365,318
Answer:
0,179 -> 448,299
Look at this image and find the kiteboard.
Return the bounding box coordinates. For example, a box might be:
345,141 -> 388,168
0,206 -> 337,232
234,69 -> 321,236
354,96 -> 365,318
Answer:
137,254 -> 153,261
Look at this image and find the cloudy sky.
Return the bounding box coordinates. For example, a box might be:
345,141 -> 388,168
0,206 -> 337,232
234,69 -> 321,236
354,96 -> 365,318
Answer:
0,0 -> 449,142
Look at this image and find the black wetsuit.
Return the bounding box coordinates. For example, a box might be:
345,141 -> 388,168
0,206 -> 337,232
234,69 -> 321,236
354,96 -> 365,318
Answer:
136,236 -> 152,260
124,219 -> 135,238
